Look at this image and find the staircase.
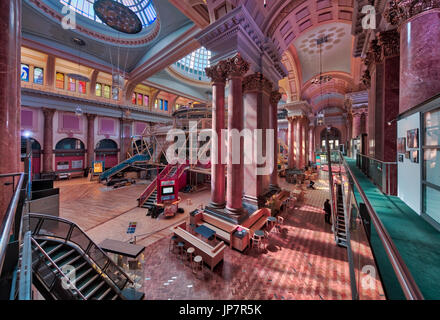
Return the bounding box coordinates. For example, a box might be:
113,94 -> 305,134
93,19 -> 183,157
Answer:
335,184 -> 347,247
99,153 -> 150,182
141,189 -> 157,210
28,213 -> 135,300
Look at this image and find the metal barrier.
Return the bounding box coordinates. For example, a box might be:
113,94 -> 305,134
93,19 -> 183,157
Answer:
356,154 -> 397,195
337,152 -> 423,300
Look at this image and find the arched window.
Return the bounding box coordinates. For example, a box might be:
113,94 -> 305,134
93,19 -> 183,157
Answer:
96,139 -> 118,150
320,127 -> 341,151
55,138 -> 85,150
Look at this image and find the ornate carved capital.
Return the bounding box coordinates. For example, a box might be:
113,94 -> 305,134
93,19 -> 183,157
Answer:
377,29 -> 400,58
205,60 -> 228,83
42,108 -> 55,119
224,53 -> 250,78
270,91 -> 282,105
361,69 -> 371,88
384,0 -> 440,26
242,72 -> 273,94
363,39 -> 381,67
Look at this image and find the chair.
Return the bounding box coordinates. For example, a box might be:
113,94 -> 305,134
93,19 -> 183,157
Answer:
192,255 -> 203,274
252,234 -> 263,251
169,235 -> 178,253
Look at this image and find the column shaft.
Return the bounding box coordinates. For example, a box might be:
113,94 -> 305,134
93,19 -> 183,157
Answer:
269,91 -> 281,188
42,109 -> 55,173
287,118 -> 295,169
86,114 -> 95,168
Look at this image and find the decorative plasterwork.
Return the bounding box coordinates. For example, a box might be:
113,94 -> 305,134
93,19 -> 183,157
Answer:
377,29 -> 400,58
242,72 -> 273,94
361,69 -> 371,88
384,0 -> 440,26
270,91 -> 282,105
284,100 -> 312,118
224,53 -> 250,77
345,90 -> 368,109
195,5 -> 287,84
28,0 -> 160,45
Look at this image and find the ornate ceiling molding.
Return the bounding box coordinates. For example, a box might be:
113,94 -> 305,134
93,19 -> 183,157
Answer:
242,72 -> 273,94
384,0 -> 440,26
28,0 -> 160,46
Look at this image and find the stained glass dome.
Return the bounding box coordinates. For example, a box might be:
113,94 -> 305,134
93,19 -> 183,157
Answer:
173,47 -> 212,82
60,0 -> 157,28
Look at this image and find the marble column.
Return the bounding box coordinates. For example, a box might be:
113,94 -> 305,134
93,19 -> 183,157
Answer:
352,111 -> 362,139
309,124 -> 315,163
225,54 -> 249,215
86,114 -> 96,168
120,119 -> 133,162
0,0 -> 21,219
385,1 -> 440,113
205,62 -> 228,208
294,117 -> 301,169
242,73 -> 273,207
269,91 -> 282,189
299,117 -> 307,168
287,117 -> 295,169
42,108 -> 55,173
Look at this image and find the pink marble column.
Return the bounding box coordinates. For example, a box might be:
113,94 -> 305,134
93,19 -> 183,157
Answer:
300,117 -> 307,168
86,114 -> 96,168
0,0 -> 21,219
287,117 -> 295,169
225,54 -> 249,215
308,125 -> 315,163
242,73 -> 273,206
42,108 -> 55,173
269,91 -> 282,189
294,117 -> 301,169
352,112 -> 362,139
205,62 -> 227,208
386,4 -> 440,113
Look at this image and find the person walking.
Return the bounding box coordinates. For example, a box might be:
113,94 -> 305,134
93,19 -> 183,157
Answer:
323,199 -> 331,224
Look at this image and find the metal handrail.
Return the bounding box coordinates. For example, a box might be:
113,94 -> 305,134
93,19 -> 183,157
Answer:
357,153 -> 397,165
0,173 -> 25,276
28,213 -> 134,287
31,237 -> 87,300
18,231 -> 33,300
338,152 -> 424,300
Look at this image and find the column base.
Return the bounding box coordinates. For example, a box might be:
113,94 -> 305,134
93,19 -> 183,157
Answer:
209,201 -> 226,209
204,205 -> 249,225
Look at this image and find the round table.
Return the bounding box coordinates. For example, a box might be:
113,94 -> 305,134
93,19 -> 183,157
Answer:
254,230 -> 264,237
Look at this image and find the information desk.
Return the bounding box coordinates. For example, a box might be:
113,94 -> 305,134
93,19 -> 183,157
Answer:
100,239 -> 145,300
195,225 -> 216,239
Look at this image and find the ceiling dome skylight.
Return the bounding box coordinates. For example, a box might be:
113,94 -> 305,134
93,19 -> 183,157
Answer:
60,0 -> 157,28
172,47 -> 212,82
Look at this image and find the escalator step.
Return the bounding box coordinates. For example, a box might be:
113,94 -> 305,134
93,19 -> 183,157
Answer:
77,274 -> 99,291
84,280 -> 106,299
75,267 -> 94,284
95,286 -> 113,300
46,243 -> 64,256
52,249 -> 76,264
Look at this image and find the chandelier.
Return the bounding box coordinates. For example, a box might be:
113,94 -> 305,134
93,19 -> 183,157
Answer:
311,35 -> 332,85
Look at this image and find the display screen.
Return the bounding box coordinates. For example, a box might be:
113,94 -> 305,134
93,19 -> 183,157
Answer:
162,186 -> 174,195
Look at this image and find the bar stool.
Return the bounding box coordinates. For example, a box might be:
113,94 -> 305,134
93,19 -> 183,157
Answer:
185,247 -> 195,266
169,235 -> 178,253
275,216 -> 284,232
192,255 -> 203,274
176,242 -> 185,261
252,232 -> 263,251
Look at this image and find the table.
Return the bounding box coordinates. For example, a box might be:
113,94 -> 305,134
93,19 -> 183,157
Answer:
195,225 -> 216,239
254,230 -> 264,237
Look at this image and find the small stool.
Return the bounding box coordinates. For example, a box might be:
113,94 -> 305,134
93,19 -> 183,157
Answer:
169,235 -> 178,253
275,216 -> 284,232
192,255 -> 203,274
186,247 -> 195,265
176,242 -> 185,261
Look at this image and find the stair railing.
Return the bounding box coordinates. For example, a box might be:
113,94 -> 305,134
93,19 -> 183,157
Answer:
337,152 -> 423,300
31,237 -> 86,300
27,213 -> 134,292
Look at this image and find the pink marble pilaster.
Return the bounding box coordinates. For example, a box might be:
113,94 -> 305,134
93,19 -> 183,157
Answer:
287,117 -> 295,169
269,91 -> 282,189
86,114 -> 96,168
205,63 -> 228,208
42,108 -> 55,173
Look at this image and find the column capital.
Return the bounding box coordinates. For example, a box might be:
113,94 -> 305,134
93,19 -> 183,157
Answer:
363,39 -> 381,68
205,60 -> 228,84
242,72 -> 273,94
224,53 -> 250,78
42,107 -> 55,118
384,0 -> 440,27
85,113 -> 96,121
377,29 -> 400,59
270,91 -> 282,105
361,69 -> 371,88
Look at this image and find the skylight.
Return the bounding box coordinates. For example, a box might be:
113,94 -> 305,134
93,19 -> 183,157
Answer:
60,0 -> 157,28
173,47 -> 212,82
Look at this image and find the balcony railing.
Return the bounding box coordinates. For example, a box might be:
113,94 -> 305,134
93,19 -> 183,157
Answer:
356,153 -> 397,195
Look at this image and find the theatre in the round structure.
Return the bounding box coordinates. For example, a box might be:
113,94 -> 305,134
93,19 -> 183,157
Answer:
1,0 -> 440,302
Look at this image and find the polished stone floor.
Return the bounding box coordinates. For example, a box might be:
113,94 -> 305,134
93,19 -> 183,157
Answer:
56,173 -> 384,300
